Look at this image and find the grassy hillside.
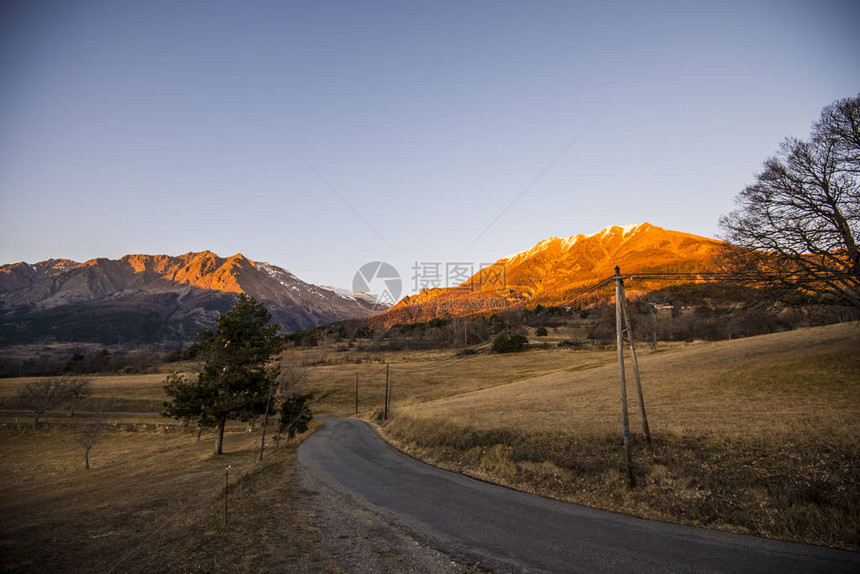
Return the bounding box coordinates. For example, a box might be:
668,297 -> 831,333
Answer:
2,322 -> 856,555
372,322 -> 860,549
394,322 -> 859,435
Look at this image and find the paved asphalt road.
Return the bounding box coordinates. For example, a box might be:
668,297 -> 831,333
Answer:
298,418 -> 860,573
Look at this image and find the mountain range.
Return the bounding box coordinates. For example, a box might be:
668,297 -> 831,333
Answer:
0,251 -> 379,347
0,223 -> 727,346
382,223 -> 725,324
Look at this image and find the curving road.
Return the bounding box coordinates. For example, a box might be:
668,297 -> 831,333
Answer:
298,418 -> 859,573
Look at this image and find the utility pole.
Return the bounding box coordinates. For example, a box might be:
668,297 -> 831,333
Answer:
258,382 -> 275,461
355,373 -> 359,415
384,363 -> 390,420
464,320 -> 468,347
615,267 -> 634,488
620,293 -> 652,447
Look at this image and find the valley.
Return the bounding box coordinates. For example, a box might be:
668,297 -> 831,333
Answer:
1,226 -> 857,570
1,322 -> 857,572
4,4 -> 856,571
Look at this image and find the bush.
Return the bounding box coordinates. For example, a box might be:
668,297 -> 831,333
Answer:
535,327 -> 548,337
492,333 -> 528,353
163,343 -> 202,363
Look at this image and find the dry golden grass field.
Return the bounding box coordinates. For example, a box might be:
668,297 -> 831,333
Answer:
370,322 -> 860,549
391,322 -> 859,436
0,370 -> 176,418
272,323 -> 860,549
1,321 -> 857,567
0,421 -> 328,573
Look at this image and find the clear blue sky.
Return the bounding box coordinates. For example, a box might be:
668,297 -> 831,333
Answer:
2,0 -> 858,293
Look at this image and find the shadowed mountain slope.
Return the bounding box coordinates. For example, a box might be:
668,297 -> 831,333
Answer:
0,251 -> 382,346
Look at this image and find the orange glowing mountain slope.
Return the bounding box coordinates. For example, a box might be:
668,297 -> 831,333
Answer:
385,223 -> 724,323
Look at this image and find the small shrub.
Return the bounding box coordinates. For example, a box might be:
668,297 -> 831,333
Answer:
492,333 -> 528,353
480,444 -> 518,481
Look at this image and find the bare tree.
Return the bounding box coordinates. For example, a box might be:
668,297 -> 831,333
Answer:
66,377 -> 91,417
720,94 -> 860,310
646,303 -> 660,351
259,365 -> 306,460
258,377 -> 278,461
75,407 -> 105,469
17,378 -> 70,426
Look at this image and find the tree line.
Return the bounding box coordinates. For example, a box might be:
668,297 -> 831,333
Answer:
0,348 -> 163,379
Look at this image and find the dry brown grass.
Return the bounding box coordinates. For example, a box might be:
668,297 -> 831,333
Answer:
0,420 -> 326,573
296,344 -> 619,418
383,416 -> 859,549
374,323 -> 860,549
2,323 -> 856,558
0,372 -> 192,415
394,322 -> 860,437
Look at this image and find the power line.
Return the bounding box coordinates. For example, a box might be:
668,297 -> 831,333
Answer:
555,271 -> 780,309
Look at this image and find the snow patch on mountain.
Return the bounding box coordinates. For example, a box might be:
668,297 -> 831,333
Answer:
255,261 -> 295,279
322,286 -> 379,305
504,223 -> 648,262
559,235 -> 581,251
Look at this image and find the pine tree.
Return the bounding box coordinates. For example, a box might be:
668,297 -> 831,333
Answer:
279,392 -> 314,439
163,294 -> 285,454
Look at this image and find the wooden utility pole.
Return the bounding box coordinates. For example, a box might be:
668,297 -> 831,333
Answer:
355,373 -> 359,415
615,267 -> 634,488
620,293 -> 652,447
464,321 -> 468,347
384,364 -> 390,420
258,382 -> 275,461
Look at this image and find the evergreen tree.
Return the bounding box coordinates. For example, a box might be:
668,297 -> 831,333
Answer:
163,294 -> 285,454
279,392 -> 314,439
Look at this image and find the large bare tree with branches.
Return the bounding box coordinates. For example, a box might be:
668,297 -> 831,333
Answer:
18,378 -> 70,426
720,94 -> 860,310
